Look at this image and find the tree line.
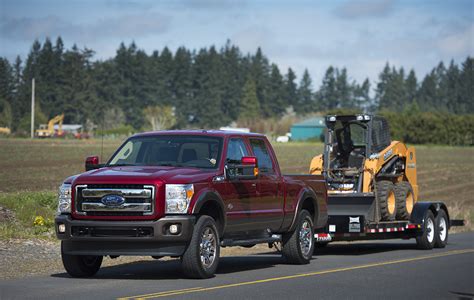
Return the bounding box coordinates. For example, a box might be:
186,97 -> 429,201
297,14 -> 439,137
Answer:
0,37 -> 472,137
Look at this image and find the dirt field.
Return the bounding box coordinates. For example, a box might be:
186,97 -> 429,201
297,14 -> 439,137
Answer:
0,138 -> 472,228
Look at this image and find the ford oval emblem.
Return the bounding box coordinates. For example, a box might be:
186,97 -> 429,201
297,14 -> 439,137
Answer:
101,194 -> 125,207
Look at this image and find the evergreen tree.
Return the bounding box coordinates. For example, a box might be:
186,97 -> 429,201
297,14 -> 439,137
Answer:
458,57 -> 473,113
220,41 -> 244,122
239,78 -> 260,120
318,66 -> 338,110
353,78 -> 371,111
172,47 -> 193,126
297,69 -> 314,114
336,68 -> 352,108
250,48 -> 271,117
0,58 -> 13,103
284,68 -> 297,109
405,69 -> 418,105
268,64 -> 286,116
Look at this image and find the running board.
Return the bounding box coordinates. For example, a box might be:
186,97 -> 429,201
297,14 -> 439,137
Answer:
221,234 -> 282,247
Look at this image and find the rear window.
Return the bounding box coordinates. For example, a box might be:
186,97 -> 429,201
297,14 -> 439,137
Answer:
249,139 -> 274,173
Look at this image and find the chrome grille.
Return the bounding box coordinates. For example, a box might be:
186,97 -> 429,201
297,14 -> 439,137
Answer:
75,184 -> 155,216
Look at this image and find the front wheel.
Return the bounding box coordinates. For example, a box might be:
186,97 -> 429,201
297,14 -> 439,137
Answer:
181,216 -> 220,279
416,210 -> 436,250
434,210 -> 449,248
61,242 -> 103,277
282,209 -> 314,264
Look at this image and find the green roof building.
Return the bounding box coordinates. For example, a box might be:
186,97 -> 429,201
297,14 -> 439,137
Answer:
290,117 -> 325,141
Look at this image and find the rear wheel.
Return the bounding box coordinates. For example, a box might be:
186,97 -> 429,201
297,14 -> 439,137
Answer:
376,181 -> 397,221
61,242 -> 103,277
282,209 -> 314,264
181,216 -> 220,279
434,210 -> 449,248
394,181 -> 415,220
416,210 -> 436,250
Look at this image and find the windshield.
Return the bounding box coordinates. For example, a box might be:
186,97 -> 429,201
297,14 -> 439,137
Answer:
108,135 -> 223,169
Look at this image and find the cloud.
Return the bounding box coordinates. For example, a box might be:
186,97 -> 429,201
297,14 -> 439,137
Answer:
437,24 -> 474,56
0,13 -> 171,42
334,0 -> 396,19
176,0 -> 247,10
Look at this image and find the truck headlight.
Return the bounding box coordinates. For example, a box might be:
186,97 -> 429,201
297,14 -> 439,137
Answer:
58,183 -> 72,214
165,184 -> 194,214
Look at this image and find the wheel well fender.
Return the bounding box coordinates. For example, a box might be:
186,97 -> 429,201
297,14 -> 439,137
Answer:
410,202 -> 450,227
191,190 -> 227,235
289,188 -> 319,231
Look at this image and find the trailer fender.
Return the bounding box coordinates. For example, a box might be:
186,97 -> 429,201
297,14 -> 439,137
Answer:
410,202 -> 450,228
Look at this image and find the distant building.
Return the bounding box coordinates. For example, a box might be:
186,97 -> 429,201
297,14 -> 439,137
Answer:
53,124 -> 82,134
290,117 -> 325,141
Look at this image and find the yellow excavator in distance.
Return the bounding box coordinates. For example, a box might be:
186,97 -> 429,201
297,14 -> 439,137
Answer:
0,127 -> 11,135
310,114 -> 417,222
35,114 -> 64,138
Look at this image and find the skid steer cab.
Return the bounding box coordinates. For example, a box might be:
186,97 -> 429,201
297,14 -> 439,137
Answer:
310,114 -> 418,222
310,114 -> 463,250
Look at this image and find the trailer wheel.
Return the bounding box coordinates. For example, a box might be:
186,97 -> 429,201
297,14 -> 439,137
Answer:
416,210 -> 436,250
282,209 -> 314,264
434,209 -> 449,248
394,181 -> 414,220
61,242 -> 103,277
181,216 -> 220,279
376,181 -> 397,221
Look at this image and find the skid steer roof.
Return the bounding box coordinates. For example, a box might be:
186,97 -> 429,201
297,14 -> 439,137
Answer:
325,114 -> 391,154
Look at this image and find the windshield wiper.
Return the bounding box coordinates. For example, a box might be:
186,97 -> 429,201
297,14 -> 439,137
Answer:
154,163 -> 185,167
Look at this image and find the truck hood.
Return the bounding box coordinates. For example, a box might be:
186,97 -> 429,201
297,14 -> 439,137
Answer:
72,166 -> 217,185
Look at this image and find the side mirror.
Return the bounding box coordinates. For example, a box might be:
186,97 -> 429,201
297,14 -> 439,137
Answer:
226,156 -> 259,180
85,156 -> 102,171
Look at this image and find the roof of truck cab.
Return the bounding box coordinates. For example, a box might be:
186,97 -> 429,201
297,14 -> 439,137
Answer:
133,129 -> 266,138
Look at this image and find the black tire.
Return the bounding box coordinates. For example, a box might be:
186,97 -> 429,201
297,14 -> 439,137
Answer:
416,210 -> 436,250
394,181 -> 415,220
61,242 -> 103,277
376,181 -> 397,221
181,216 -> 220,279
282,209 -> 314,264
434,210 -> 449,248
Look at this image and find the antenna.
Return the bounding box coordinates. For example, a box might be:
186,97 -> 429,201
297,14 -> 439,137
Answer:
30,78 -> 35,139
100,113 -> 104,162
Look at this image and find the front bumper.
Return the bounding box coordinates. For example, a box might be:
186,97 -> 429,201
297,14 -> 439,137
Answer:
55,215 -> 195,256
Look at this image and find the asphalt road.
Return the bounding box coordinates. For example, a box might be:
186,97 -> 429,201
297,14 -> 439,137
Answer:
1,232 -> 473,300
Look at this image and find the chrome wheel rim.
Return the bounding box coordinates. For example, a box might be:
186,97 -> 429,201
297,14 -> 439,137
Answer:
299,220 -> 313,257
426,218 -> 434,243
438,217 -> 447,242
200,227 -> 217,268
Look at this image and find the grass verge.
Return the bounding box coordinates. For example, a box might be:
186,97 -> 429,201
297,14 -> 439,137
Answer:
0,191 -> 57,239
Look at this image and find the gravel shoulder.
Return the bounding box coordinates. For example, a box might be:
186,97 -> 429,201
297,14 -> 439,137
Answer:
0,239 -> 273,280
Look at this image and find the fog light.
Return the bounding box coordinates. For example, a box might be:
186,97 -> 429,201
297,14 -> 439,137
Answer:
58,223 -> 66,233
169,224 -> 179,234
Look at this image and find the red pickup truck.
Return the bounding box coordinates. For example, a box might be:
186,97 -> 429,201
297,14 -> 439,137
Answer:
55,130 -> 327,278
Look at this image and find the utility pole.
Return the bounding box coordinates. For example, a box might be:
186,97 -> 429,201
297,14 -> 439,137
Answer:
31,78 -> 35,139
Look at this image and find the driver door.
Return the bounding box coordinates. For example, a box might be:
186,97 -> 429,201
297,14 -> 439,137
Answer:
221,137 -> 258,234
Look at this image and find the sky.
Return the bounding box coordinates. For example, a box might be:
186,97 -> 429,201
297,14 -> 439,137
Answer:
0,0 -> 473,86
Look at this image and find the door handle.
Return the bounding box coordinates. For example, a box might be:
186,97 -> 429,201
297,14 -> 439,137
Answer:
251,183 -> 256,187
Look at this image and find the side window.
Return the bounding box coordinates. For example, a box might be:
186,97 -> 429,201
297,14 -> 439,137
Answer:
249,139 -> 274,174
226,138 -> 249,162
